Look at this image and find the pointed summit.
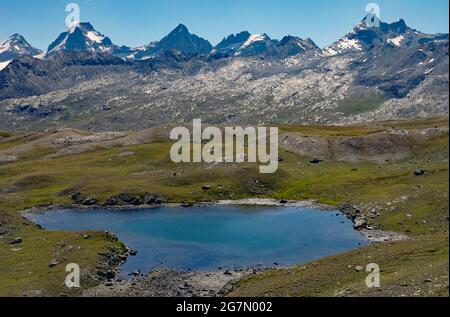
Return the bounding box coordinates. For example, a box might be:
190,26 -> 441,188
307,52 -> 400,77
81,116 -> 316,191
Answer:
0,33 -> 42,64
172,23 -> 190,34
46,22 -> 115,56
150,24 -> 212,56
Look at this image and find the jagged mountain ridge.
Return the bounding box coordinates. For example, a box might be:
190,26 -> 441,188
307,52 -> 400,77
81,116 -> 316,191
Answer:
324,18 -> 447,55
46,22 -> 115,56
2,22 -> 323,62
0,17 -> 448,131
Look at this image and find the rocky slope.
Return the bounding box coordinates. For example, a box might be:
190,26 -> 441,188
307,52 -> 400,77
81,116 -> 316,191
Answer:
0,18 -> 447,131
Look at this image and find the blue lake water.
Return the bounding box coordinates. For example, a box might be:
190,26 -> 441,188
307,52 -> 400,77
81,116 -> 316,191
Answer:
26,206 -> 367,275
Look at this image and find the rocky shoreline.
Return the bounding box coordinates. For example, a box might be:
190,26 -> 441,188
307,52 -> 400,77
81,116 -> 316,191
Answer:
82,267 -> 271,297
20,197 -> 409,297
21,197 -> 408,243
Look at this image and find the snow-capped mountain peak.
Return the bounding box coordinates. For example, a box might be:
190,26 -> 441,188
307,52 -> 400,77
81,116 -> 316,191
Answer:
235,33 -> 276,56
46,22 -> 114,56
241,33 -> 270,48
0,33 -> 42,62
323,17 -> 428,56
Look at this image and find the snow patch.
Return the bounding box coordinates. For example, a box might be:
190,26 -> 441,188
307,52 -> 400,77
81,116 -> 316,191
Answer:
323,37 -> 362,56
0,60 -> 12,71
241,34 -> 267,48
388,35 -> 405,47
86,31 -> 105,43
0,40 -> 11,53
34,52 -> 46,60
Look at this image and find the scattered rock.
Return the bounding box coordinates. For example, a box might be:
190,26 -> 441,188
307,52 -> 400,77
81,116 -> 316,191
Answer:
97,271 -> 115,279
414,169 -> 427,176
117,151 -> 135,158
129,250 -> 138,256
354,217 -> 368,230
71,192 -> 83,203
355,266 -> 364,272
72,193 -> 98,206
49,259 -> 59,268
202,185 -> 212,191
9,237 -> 22,245
143,192 -> 163,205
103,192 -> 163,206
310,158 -> 323,164
117,193 -> 143,205
81,196 -> 98,206
279,200 -> 288,204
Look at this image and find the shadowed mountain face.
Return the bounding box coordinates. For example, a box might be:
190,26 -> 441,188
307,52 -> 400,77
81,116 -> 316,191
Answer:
212,32 -> 320,59
0,18 -> 448,131
214,31 -> 252,55
274,36 -> 320,58
153,24 -> 213,55
126,24 -> 213,60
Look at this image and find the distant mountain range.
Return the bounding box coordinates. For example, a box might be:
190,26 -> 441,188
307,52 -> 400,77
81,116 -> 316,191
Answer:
0,17 -> 448,131
0,22 -> 323,63
2,18 -> 446,64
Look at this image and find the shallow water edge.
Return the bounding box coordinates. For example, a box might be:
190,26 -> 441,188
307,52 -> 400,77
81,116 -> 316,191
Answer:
21,198 -> 407,243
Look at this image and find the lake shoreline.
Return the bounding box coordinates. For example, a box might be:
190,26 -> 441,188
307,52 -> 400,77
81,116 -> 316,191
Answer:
20,198 -> 407,243
20,198 -> 408,297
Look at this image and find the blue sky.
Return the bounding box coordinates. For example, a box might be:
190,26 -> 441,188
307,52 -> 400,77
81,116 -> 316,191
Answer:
1,0 -> 448,50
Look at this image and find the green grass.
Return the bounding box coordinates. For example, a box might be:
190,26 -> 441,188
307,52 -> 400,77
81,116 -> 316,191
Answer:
279,124 -> 382,137
229,232 -> 448,297
0,119 -> 448,296
0,211 -> 126,296
336,96 -> 385,116
0,131 -> 13,138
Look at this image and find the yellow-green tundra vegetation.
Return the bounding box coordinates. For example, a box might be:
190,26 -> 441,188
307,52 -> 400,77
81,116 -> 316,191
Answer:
0,117 -> 448,297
